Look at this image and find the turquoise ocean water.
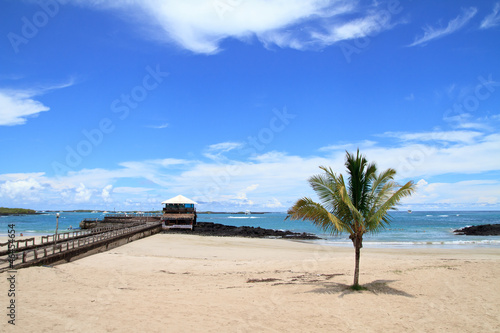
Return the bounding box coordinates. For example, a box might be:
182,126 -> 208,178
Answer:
1,211 -> 499,248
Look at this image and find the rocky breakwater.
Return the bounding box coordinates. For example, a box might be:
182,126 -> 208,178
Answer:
165,222 -> 320,239
454,224 -> 500,236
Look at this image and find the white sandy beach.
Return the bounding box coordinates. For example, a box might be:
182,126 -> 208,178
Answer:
1,234 -> 500,332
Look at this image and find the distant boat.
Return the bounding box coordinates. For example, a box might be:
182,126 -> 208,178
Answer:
408,210 -> 412,214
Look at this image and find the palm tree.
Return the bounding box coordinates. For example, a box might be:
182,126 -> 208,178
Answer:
286,150 -> 416,288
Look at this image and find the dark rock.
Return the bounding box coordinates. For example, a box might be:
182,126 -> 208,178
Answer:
164,222 -> 321,240
79,220 -> 98,229
454,224 -> 500,236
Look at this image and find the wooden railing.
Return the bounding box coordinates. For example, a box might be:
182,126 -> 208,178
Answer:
0,222 -> 162,271
0,225 -> 130,256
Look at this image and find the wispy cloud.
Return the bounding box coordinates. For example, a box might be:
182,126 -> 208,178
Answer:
147,123 -> 169,129
0,79 -> 76,126
408,7 -> 477,47
308,10 -> 398,47
319,140 -> 377,152
204,141 -> 243,160
480,2 -> 500,29
382,130 -> 483,144
75,0 -> 400,53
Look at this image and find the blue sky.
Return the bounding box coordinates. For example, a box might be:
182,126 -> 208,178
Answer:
1,0 -> 499,212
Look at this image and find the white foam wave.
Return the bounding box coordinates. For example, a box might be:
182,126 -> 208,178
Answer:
316,238 -> 500,248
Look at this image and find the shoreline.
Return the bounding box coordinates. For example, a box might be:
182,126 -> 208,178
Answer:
1,232 -> 500,250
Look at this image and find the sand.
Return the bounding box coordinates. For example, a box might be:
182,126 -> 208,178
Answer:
1,234 -> 499,332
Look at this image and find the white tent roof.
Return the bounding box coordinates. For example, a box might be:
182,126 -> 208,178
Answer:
161,195 -> 198,205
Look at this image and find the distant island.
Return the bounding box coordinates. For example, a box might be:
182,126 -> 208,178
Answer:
0,207 -> 38,216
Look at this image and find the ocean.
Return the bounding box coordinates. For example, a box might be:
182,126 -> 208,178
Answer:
1,211 -> 499,248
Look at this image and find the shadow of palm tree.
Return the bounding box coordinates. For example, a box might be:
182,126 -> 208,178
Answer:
309,280 -> 414,298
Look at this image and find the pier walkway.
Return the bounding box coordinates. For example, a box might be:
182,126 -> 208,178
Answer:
0,222 -> 162,272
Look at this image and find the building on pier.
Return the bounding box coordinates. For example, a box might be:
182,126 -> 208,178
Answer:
161,195 -> 197,230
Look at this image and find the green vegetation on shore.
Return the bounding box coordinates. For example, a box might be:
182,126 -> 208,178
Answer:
0,207 -> 37,215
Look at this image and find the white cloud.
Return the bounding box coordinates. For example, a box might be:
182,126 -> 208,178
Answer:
0,172 -> 45,182
407,179 -> 500,208
361,134 -> 500,179
0,90 -> 49,126
75,183 -> 93,202
245,184 -> 259,192
0,177 -> 43,199
408,7 -> 477,47
1,126 -> 499,210
101,185 -> 113,202
309,10 -> 397,47
265,197 -> 284,208
319,140 -> 377,152
75,0 -> 400,53
480,2 -> 500,29
0,79 -> 76,126
382,130 -> 483,144
204,141 -> 243,160
206,141 -> 243,153
416,179 -> 428,188
113,186 -> 154,194
477,196 -> 498,205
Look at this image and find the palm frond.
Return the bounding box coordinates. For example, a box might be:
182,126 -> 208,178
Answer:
366,180 -> 416,231
286,197 -> 352,234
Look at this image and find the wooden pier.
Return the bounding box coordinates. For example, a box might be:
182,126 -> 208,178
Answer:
0,222 -> 162,272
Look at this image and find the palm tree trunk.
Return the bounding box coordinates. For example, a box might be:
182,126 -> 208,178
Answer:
352,235 -> 362,287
